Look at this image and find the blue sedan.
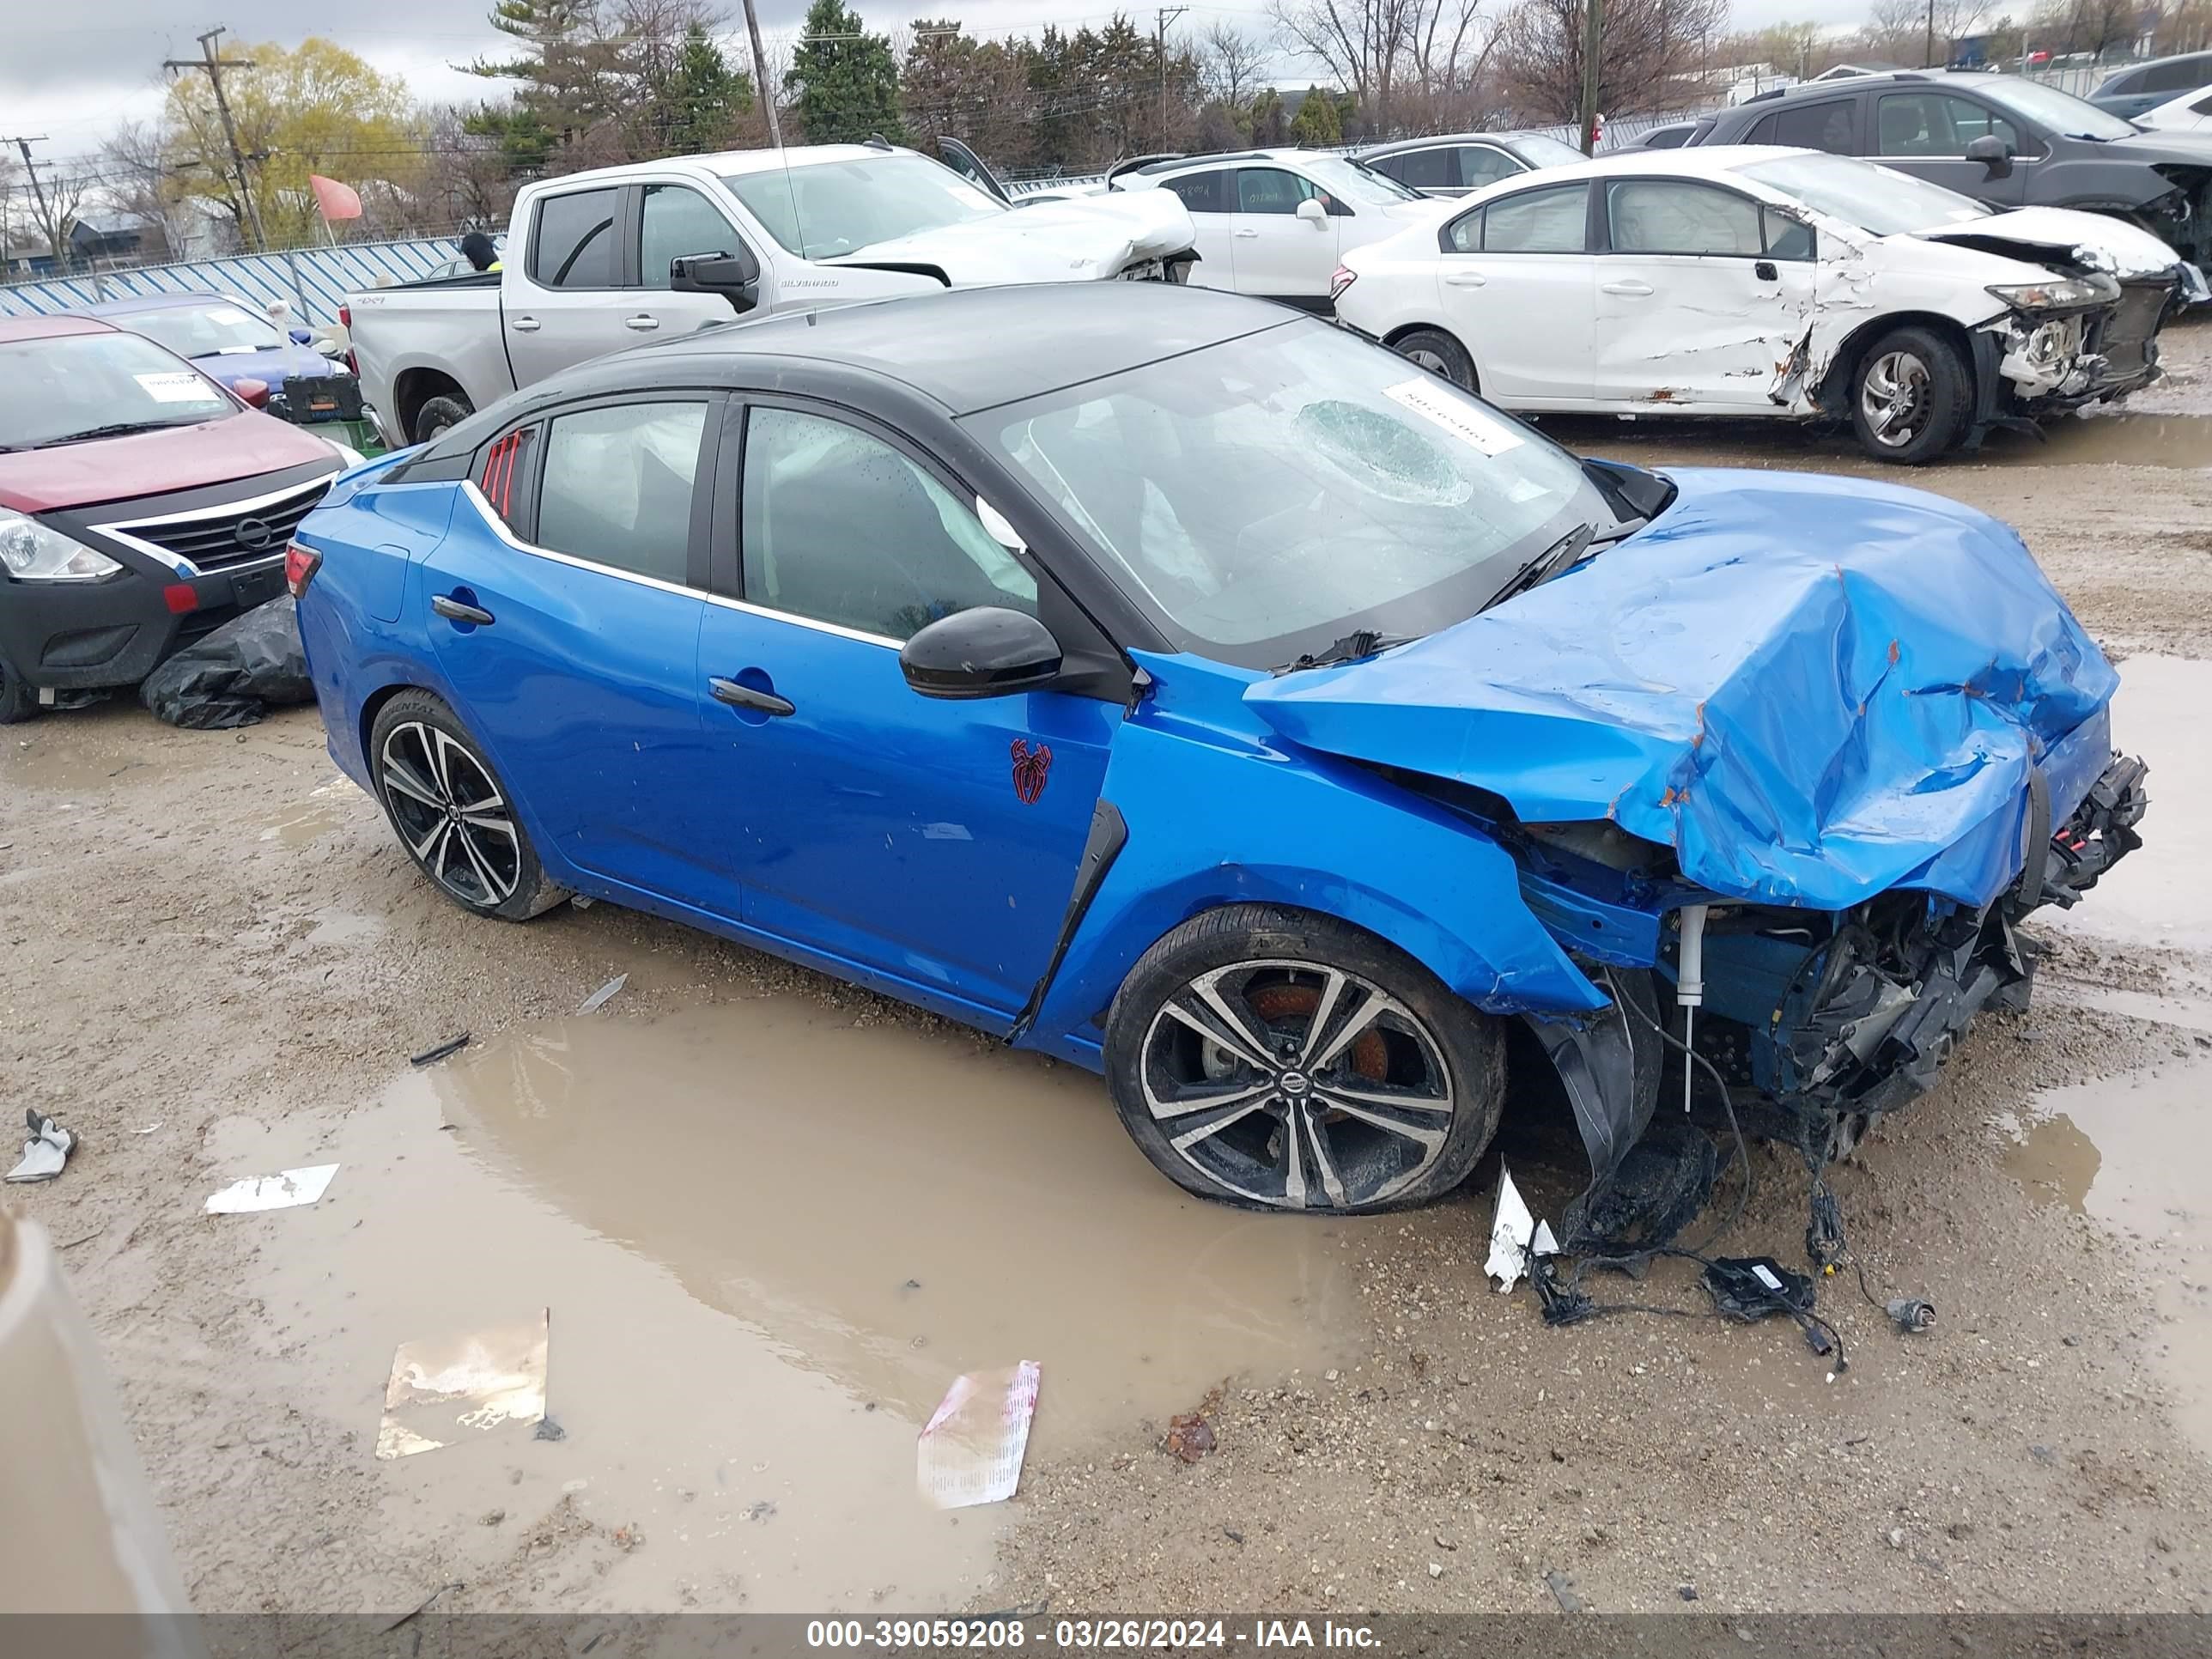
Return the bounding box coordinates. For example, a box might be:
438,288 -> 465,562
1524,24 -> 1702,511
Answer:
290,284 -> 2147,1219
81,293 -> 348,409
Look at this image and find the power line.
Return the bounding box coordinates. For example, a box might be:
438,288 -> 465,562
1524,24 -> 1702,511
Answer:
161,27 -> 268,251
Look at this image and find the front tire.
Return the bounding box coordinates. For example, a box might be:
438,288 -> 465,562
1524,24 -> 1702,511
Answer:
368,690 -> 566,920
1849,325 -> 1971,463
1390,327 -> 1478,393
413,393 -> 473,445
1103,905 -> 1506,1213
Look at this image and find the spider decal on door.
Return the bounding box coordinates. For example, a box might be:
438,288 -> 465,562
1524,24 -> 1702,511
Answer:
1011,738 -> 1054,804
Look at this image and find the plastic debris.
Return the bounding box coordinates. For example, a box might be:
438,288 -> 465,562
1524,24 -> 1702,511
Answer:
4,1110 -> 74,1184
139,596 -> 313,729
204,1163 -> 339,1215
1886,1297 -> 1938,1334
577,974 -> 628,1015
916,1360 -> 1040,1510
410,1034 -> 471,1066
376,1310 -> 550,1461
1485,1163 -> 1558,1292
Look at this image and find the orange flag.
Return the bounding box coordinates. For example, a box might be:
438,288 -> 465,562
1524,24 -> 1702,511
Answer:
309,174 -> 362,221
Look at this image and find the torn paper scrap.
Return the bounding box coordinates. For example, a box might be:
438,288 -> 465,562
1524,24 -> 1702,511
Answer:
5,1110 -> 74,1184
577,973 -> 628,1015
1486,1163 -> 1557,1292
917,1361 -> 1040,1510
204,1163 -> 339,1214
376,1310 -> 549,1461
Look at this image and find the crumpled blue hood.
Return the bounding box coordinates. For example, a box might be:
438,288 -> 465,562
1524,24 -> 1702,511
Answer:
1244,468 -> 2118,911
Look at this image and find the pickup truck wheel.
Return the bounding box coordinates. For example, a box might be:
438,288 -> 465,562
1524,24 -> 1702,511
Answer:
1849,326 -> 1969,463
413,394 -> 473,444
1103,904 -> 1506,1213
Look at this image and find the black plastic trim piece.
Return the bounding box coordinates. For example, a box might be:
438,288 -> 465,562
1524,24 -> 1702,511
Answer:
1008,798 -> 1128,1043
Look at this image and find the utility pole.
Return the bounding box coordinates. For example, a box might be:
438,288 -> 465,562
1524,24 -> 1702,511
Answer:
1578,0 -> 1603,155
1156,6 -> 1188,146
1925,0 -> 1937,68
5,137 -> 67,276
163,27 -> 266,252
739,0 -> 783,149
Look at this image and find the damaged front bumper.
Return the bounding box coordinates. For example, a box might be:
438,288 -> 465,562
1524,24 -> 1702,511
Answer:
1983,277 -> 2181,418
1522,750 -> 2148,1241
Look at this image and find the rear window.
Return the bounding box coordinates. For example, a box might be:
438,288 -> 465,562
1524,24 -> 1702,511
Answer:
532,188 -> 620,289
0,331 -> 234,452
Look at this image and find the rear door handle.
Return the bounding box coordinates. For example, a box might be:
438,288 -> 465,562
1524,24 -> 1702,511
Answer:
1233,228 -> 1259,239
1601,280 -> 1655,296
1755,260 -> 1778,281
623,314 -> 661,331
709,678 -> 795,716
432,593 -> 495,626
1443,271 -> 1487,287
509,315 -> 541,332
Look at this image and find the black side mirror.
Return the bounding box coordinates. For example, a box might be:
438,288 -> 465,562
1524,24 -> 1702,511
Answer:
901,607 -> 1061,700
1964,134 -> 2013,177
671,248 -> 763,314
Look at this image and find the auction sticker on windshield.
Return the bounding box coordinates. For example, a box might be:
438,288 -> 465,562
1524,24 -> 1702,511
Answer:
136,372 -> 219,404
1384,377 -> 1523,457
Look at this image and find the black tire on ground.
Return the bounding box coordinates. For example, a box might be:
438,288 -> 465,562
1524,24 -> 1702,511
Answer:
0,652 -> 37,725
1103,902 -> 1507,1214
368,689 -> 568,921
412,393 -> 473,445
1389,327 -> 1479,393
1847,324 -> 1972,464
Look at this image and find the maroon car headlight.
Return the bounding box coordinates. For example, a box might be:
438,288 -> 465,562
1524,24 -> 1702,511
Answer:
0,508 -> 122,582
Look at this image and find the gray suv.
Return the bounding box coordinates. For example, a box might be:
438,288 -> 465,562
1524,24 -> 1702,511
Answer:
1687,70 -> 2212,269
2092,51 -> 2212,120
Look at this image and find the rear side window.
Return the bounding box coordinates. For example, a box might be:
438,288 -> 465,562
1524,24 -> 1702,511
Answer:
531,188 -> 620,289
534,401 -> 709,585
1390,147 -> 1459,191
2142,57 -> 2209,94
1749,98 -> 1859,152
1162,170 -> 1227,214
477,425 -> 537,526
1463,185 -> 1588,252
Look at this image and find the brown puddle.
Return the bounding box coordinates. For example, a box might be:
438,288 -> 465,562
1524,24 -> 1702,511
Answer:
2002,1059 -> 2212,1461
222,997 -> 1362,1610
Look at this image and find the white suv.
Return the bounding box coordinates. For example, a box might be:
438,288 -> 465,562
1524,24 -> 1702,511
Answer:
1111,149 -> 1447,310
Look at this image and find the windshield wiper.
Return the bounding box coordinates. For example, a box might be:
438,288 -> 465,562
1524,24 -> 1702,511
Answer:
1482,520 -> 1597,612
1271,629 -> 1413,676
38,421 -> 194,447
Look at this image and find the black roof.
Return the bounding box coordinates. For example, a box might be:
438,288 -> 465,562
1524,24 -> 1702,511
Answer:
624,283 -> 1298,415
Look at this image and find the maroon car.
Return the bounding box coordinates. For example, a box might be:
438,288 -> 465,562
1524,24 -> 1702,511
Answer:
0,313 -> 348,723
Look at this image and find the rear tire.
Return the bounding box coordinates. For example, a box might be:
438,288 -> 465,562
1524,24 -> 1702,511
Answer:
413,394 -> 473,445
1849,325 -> 1971,463
1390,327 -> 1479,393
1103,904 -> 1506,1213
0,653 -> 37,725
368,690 -> 567,921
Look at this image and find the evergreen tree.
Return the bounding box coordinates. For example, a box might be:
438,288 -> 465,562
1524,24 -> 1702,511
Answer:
1289,84 -> 1342,146
787,0 -> 905,144
666,22 -> 754,153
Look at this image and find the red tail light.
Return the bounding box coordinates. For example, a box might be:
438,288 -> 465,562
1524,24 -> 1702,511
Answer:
337,303 -> 358,376
285,543 -> 322,599
1329,264 -> 1358,301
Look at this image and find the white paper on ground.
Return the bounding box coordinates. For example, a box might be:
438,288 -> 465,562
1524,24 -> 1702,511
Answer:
1486,1163 -> 1558,1292
204,1163 -> 339,1214
916,1360 -> 1041,1510
375,1310 -> 549,1460
4,1114 -> 74,1184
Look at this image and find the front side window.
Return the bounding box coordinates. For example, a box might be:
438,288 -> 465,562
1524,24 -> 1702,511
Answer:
0,331 -> 234,451
1163,170 -> 1227,215
1480,185 -> 1589,252
535,401 -> 708,585
532,188 -> 620,288
741,407 -> 1036,641
640,184 -> 738,289
979,322 -> 1604,667
1607,181 -> 1765,255
723,156 -> 1002,261
1237,167 -> 1322,215
1876,93 -> 2022,157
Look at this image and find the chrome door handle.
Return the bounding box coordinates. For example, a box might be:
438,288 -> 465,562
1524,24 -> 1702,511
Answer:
509,315 -> 542,332
623,314 -> 661,331
1233,228 -> 1259,239
432,594 -> 495,626
1601,280 -> 1655,296
1443,272 -> 1487,287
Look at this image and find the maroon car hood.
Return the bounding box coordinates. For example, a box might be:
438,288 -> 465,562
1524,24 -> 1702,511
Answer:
0,413 -> 338,514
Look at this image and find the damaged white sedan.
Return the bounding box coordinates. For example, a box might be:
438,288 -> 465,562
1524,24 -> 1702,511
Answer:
1333,145 -> 2193,462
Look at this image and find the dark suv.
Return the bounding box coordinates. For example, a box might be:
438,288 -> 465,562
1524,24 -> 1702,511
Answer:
1687,70 -> 2212,269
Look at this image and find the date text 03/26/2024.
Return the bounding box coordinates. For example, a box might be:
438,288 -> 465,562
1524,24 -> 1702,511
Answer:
805,1620 -> 1382,1650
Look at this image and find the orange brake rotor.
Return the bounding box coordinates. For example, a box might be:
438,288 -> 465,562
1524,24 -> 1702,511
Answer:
1247,982 -> 1389,1082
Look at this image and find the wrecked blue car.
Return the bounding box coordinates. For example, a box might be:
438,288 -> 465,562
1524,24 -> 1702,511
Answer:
291,284 -> 2147,1222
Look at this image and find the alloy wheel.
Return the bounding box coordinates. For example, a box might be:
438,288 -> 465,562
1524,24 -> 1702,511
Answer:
1860,349 -> 1930,449
1136,958 -> 1455,1210
378,721 -> 520,908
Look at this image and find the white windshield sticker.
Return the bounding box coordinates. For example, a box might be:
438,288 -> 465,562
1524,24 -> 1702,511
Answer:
1384,378 -> 1523,457
136,371 -> 216,404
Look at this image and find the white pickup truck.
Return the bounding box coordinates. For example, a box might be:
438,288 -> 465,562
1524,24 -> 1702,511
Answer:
349,140 -> 1199,446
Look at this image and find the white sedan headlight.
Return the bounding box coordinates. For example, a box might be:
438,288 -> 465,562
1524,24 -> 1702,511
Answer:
1987,274 -> 2120,311
0,507 -> 122,581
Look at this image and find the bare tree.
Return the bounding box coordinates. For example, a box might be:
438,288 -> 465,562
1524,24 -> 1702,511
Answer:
11,156 -> 92,274
100,119 -> 199,262
1492,0 -> 1728,121
1199,20 -> 1271,108
1267,0 -> 1501,135
1866,0 -> 1989,64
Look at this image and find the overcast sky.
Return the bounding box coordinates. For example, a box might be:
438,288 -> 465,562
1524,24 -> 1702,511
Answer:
6,0 -> 1872,167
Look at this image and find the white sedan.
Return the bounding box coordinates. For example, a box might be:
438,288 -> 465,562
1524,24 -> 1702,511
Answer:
1111,149 -> 1449,310
1333,145 -> 2189,461
2137,85 -> 2212,131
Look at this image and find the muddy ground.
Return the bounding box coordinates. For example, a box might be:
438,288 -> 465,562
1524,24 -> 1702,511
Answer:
3,319 -> 2210,1619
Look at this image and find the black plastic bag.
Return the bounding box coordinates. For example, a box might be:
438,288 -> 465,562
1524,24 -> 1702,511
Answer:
140,596 -> 314,730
